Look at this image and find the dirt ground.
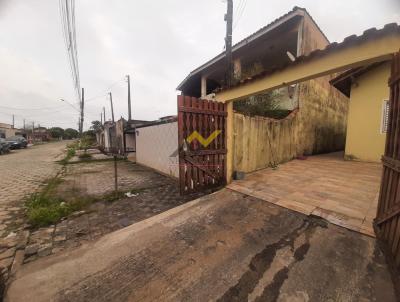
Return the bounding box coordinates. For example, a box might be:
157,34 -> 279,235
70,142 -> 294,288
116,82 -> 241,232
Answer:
6,189 -> 397,302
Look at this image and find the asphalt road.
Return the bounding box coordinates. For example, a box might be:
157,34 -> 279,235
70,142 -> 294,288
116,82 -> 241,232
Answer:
6,189 -> 397,302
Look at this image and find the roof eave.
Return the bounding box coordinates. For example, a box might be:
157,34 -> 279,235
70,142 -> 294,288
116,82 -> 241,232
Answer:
177,8 -> 307,91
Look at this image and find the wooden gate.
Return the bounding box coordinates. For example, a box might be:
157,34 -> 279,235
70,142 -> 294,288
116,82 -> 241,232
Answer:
376,51 -> 400,273
178,95 -> 227,194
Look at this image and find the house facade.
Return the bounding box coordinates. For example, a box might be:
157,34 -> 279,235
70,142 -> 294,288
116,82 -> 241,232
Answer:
0,123 -> 16,138
98,118 -> 151,154
178,7 -> 349,174
27,127 -> 51,142
331,62 -> 391,162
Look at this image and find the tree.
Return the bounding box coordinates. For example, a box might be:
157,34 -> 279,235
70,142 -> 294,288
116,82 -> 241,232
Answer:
49,127 -> 64,139
90,120 -> 103,132
64,128 -> 79,139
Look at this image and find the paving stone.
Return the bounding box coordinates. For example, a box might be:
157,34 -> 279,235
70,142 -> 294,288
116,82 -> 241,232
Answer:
0,257 -> 13,269
25,244 -> 40,256
16,230 -> 30,250
0,237 -> 18,249
38,244 -> 53,257
54,235 -> 67,242
10,250 -> 25,275
0,248 -> 15,260
23,255 -> 37,264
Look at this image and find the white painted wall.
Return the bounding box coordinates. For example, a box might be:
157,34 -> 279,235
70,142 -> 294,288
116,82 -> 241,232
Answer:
136,122 -> 179,178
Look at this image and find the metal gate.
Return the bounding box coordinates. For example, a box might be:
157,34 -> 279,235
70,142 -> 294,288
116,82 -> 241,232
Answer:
178,95 -> 227,194
376,51 -> 400,271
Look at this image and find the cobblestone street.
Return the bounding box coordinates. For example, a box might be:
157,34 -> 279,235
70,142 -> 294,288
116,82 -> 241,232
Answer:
0,141 -> 67,238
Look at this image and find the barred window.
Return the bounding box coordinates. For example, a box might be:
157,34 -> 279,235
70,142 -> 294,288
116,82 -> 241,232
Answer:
381,100 -> 390,134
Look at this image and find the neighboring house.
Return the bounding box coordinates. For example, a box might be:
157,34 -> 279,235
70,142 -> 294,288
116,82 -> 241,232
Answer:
27,127 -> 51,142
98,119 -> 151,154
178,6 -> 349,173
330,62 -> 391,162
0,123 -> 17,138
135,117 -> 179,178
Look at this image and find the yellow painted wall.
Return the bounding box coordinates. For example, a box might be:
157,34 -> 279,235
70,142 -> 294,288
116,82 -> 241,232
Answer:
345,62 -> 391,162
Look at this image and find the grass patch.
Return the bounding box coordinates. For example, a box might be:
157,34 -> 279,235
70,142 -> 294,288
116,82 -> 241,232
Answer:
24,175 -> 138,227
58,146 -> 76,165
25,176 -> 94,227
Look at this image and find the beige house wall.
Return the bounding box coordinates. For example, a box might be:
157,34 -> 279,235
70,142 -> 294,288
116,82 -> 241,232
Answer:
234,74 -> 348,173
345,62 -> 391,162
232,16 -> 349,174
0,127 -> 16,139
136,122 -> 179,178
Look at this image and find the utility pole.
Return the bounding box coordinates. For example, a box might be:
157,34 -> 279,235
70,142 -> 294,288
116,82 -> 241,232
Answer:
126,75 -> 132,121
108,91 -> 118,196
103,107 -> 106,123
23,119 -> 26,132
225,0 -> 233,87
12,115 -> 14,129
80,87 -> 85,136
109,92 -> 115,123
32,122 -> 35,143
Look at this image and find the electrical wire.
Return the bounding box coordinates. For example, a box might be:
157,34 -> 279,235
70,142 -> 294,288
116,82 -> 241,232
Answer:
59,0 -> 81,106
233,0 -> 247,30
85,77 -> 126,103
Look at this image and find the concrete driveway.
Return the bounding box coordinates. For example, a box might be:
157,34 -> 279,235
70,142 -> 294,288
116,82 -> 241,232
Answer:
228,153 -> 381,237
5,189 -> 396,301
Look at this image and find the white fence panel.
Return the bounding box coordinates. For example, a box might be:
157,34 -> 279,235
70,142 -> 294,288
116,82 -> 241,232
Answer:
136,122 -> 179,178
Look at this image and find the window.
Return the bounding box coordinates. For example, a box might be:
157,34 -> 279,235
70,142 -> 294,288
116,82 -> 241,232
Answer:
381,100 -> 390,134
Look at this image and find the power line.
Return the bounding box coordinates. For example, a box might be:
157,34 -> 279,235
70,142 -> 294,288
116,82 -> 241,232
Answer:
233,0 -> 247,30
85,77 -> 126,103
0,104 -> 65,111
59,0 -> 81,112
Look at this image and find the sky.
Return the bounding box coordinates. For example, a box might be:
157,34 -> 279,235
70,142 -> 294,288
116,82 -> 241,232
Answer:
0,0 -> 399,130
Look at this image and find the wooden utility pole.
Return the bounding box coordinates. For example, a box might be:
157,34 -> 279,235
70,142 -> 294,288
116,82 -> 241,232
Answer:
225,0 -> 233,87
80,87 -> 85,136
108,92 -> 118,196
32,122 -> 35,143
109,92 -> 115,123
12,115 -> 15,129
23,119 -> 26,132
127,75 -> 132,121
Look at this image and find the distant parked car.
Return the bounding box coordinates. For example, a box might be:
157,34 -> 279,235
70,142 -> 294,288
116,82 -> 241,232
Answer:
5,136 -> 27,149
0,138 -> 10,155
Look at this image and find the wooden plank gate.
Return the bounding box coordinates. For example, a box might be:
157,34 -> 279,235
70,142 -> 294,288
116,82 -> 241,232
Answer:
376,51 -> 400,274
177,95 -> 227,194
